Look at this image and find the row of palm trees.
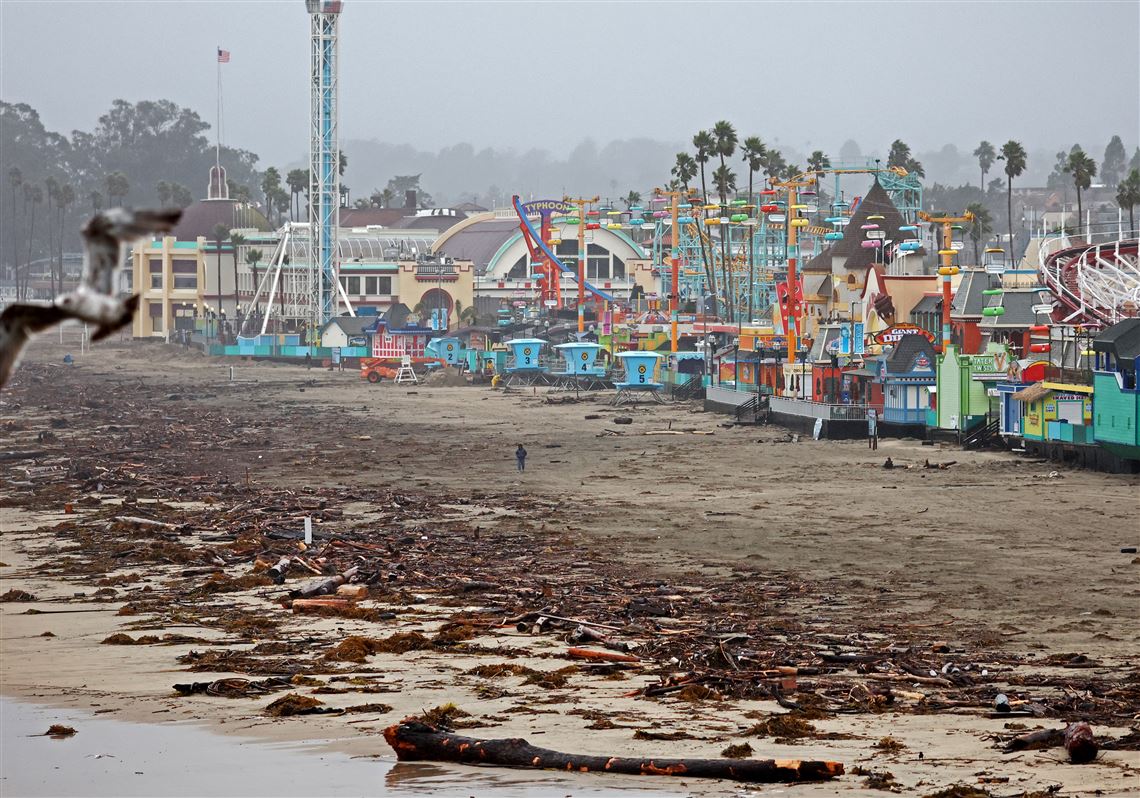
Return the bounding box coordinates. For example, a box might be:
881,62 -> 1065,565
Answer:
4,167 -> 109,299
666,121 -> 830,320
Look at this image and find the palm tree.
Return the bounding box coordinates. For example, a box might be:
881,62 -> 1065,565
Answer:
170,183 -> 194,209
887,140 -> 912,169
741,137 -> 766,320
887,139 -> 924,177
807,150 -> 830,173
965,202 -> 994,265
8,167 -> 22,288
261,168 -> 282,225
156,180 -> 172,207
55,183 -> 75,295
762,150 -> 788,182
672,153 -> 697,191
623,190 -> 641,210
105,172 -> 130,206
286,169 -> 308,220
44,177 -> 57,294
1063,146 -> 1097,237
692,129 -> 718,316
973,141 -> 996,190
1116,168 -> 1140,234
230,232 -> 246,315
245,248 -> 264,314
998,140 -> 1027,264
380,187 -> 395,210
25,185 -> 43,300
88,190 -> 102,214
711,122 -> 738,316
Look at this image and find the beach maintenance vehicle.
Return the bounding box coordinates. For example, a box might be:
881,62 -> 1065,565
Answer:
359,356 -> 445,383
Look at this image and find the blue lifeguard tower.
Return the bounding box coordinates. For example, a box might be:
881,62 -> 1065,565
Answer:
552,343 -> 608,390
612,351 -> 666,405
503,338 -> 550,386
427,337 -> 463,368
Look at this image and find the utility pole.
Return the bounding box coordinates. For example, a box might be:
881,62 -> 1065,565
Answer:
918,209 -> 974,353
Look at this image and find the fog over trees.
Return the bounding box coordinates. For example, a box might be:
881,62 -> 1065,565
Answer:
3,95 -> 1137,284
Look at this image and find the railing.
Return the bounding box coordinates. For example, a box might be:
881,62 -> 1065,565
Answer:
734,394 -> 769,423
883,408 -> 927,424
769,396 -> 870,420
961,418 -> 1000,449
414,264 -> 458,281
1043,366 -> 1093,386
670,376 -> 705,401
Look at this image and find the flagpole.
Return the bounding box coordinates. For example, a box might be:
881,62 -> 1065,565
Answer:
216,45 -> 222,176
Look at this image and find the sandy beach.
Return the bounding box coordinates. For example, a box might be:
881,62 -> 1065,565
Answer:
2,336 -> 1137,797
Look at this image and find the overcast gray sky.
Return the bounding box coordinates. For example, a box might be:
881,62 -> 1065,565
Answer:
2,0 -> 1138,167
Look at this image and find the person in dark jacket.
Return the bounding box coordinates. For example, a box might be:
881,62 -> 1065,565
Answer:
515,444 -> 527,472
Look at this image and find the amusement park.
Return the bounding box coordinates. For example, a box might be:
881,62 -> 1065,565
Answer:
3,0 -> 1140,795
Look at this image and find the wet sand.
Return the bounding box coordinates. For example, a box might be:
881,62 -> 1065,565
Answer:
2,336 -> 1138,797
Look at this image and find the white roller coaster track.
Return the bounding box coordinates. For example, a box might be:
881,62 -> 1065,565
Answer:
1038,223 -> 1140,327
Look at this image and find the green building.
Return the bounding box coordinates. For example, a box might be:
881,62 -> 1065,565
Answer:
1092,319 -> 1140,461
934,343 -> 1008,430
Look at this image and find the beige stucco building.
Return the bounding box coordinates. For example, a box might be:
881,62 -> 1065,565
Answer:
130,235 -> 208,338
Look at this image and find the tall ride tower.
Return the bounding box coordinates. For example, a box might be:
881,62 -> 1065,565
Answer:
307,0 -> 342,327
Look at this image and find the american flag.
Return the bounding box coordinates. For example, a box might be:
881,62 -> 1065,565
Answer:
217,48 -> 230,63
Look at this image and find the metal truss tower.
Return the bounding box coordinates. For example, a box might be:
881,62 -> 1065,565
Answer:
307,0 -> 342,328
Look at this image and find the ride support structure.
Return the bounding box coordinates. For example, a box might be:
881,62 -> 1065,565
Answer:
307,0 -> 344,329
510,196 -> 617,321
919,209 -> 974,351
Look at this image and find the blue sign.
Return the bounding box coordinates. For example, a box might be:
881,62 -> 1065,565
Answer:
854,322 -> 864,355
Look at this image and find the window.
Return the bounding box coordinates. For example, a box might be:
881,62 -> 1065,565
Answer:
612,256 -> 626,279
507,256 -> 528,279
150,273 -> 163,289
342,276 -> 361,295
173,274 -> 197,290
365,276 -> 392,295
587,256 -> 609,280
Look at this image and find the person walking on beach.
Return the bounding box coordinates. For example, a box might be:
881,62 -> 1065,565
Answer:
515,444 -> 527,472
305,352 -> 313,370
867,409 -> 878,450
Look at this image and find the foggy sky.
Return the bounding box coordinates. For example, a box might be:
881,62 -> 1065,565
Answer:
2,0 -> 1138,169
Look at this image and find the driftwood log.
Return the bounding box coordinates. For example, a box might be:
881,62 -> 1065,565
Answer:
1004,722 -> 1098,763
289,566 -> 359,600
1064,721 -> 1098,763
267,556 -> 292,584
382,721 -> 843,783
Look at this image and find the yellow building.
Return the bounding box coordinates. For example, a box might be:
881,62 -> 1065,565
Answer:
131,235 -> 208,338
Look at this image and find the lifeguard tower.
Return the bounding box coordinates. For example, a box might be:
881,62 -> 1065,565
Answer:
427,337 -> 464,369
612,351 -> 666,405
503,338 -> 550,386
394,355 -> 418,385
551,343 -> 608,390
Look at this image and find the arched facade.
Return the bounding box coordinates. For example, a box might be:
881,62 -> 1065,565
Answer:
433,213 -> 656,309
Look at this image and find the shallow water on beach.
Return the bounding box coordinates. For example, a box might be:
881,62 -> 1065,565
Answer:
0,698 -> 682,797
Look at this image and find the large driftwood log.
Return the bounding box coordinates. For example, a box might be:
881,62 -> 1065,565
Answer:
382,721 -> 843,783
1004,722 -> 1098,763
1064,721 -> 1098,763
289,566 -> 358,599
